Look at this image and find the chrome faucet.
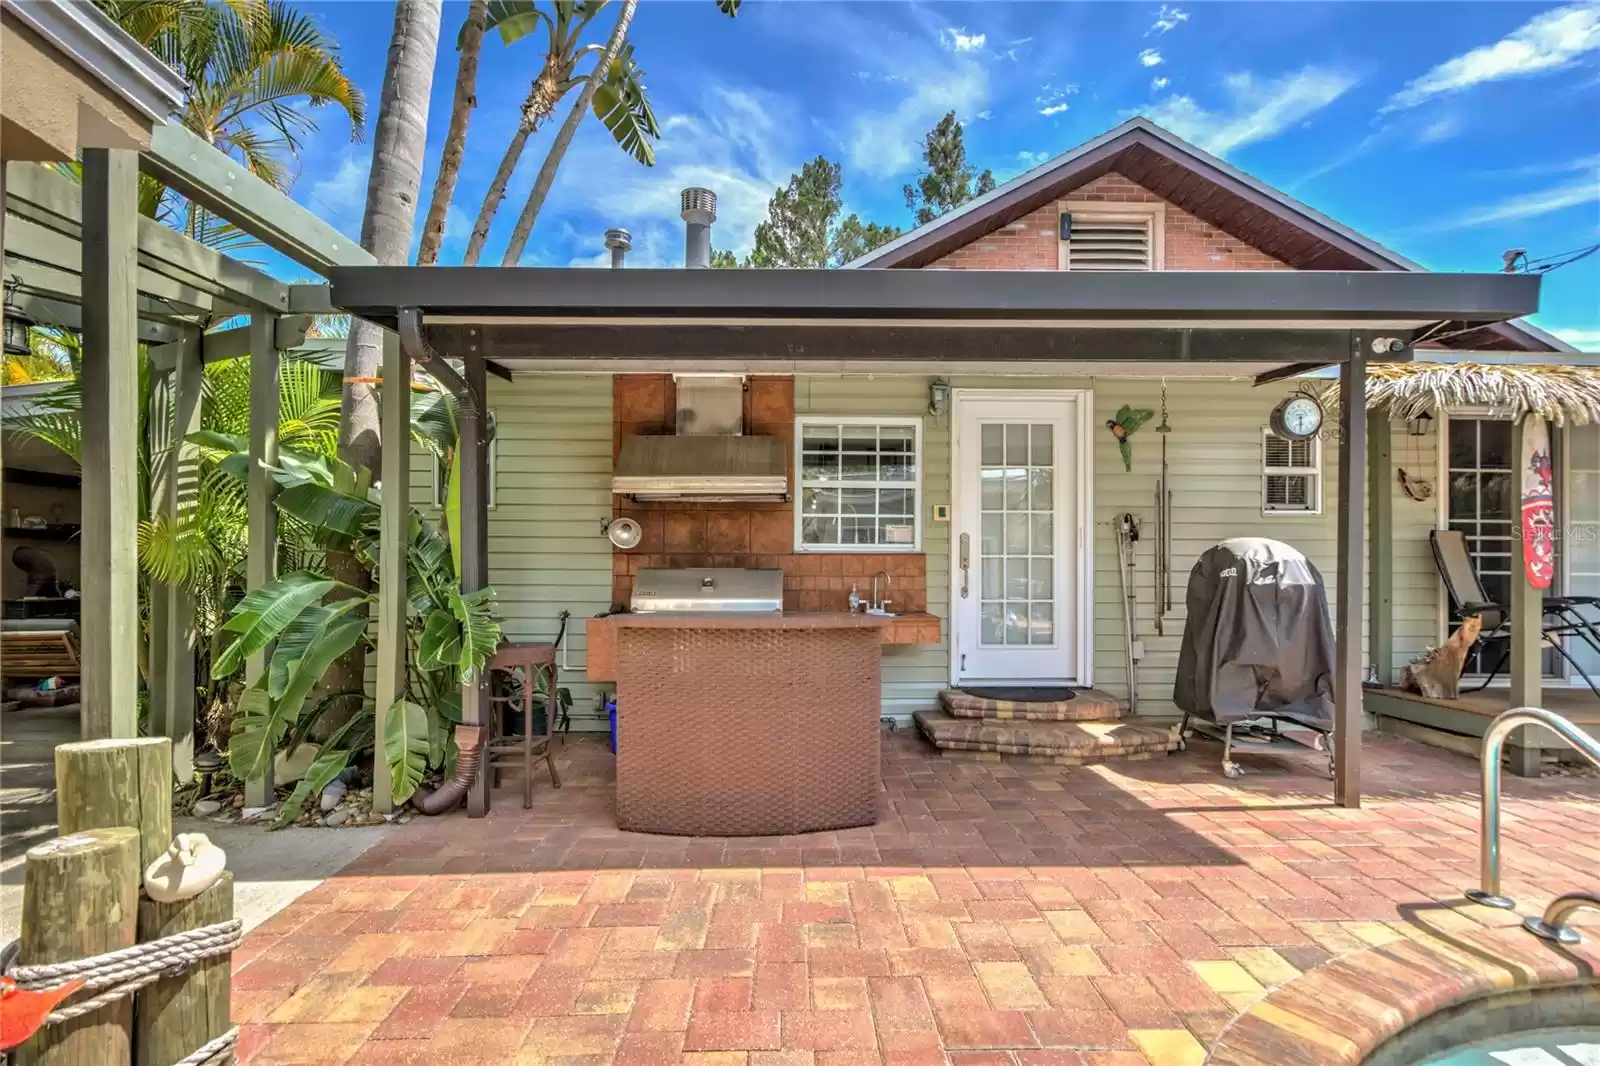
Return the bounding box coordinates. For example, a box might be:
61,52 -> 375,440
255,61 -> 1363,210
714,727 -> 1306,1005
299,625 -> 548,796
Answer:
871,570 -> 892,613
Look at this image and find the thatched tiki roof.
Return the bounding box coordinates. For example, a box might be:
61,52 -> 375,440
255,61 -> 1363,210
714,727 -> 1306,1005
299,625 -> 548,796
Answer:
1326,362 -> 1600,426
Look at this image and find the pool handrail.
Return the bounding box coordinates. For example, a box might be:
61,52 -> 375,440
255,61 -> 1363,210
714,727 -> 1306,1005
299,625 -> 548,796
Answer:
1523,891 -> 1600,944
1465,706 -> 1600,911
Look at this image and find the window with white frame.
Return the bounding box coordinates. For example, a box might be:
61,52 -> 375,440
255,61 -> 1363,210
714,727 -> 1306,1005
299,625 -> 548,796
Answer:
431,412 -> 498,508
1261,428 -> 1321,515
796,418 -> 921,550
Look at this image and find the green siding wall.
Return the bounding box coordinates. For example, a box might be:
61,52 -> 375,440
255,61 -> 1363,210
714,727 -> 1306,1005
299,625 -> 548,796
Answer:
466,372 -> 1440,728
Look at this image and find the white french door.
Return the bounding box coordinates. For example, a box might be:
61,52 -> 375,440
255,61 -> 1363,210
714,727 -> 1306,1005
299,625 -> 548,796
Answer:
951,392 -> 1088,684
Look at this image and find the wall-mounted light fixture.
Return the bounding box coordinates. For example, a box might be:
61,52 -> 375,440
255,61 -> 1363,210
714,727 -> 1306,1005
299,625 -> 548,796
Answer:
3,276 -> 34,357
1406,411 -> 1434,437
928,378 -> 950,416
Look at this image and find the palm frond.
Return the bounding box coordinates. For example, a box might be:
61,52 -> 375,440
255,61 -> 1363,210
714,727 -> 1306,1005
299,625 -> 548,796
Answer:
1326,362 -> 1600,427
589,42 -> 659,166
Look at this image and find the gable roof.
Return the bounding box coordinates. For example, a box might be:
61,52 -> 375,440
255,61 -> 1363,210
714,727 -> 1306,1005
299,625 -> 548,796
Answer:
846,117 -> 1572,354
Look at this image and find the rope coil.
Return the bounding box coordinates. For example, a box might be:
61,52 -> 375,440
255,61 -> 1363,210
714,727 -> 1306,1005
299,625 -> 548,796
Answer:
3,919 -> 243,1062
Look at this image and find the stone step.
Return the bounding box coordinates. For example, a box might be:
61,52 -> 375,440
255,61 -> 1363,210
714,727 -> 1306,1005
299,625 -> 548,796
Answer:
938,687 -> 1126,723
914,710 -> 1181,765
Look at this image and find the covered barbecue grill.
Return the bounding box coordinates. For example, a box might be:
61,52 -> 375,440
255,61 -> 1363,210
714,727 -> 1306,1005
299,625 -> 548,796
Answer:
611,567 -> 889,836
1174,537 -> 1337,779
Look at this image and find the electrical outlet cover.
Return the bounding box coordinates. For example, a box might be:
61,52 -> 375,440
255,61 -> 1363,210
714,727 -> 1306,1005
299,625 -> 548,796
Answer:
932,504 -> 951,522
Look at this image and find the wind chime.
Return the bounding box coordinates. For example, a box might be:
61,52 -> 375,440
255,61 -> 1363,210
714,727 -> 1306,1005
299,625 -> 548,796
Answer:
1153,382 -> 1173,636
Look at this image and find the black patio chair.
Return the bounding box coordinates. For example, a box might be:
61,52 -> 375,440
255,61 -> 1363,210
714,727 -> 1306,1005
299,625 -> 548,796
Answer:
1428,529 -> 1600,697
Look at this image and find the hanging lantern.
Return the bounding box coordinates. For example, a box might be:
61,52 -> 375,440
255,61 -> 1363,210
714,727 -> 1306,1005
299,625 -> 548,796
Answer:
3,277 -> 34,357
1406,410 -> 1434,437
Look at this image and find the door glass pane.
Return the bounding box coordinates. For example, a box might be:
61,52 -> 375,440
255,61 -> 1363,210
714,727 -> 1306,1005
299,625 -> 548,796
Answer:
977,420 -> 1059,648
1448,417 -> 1558,677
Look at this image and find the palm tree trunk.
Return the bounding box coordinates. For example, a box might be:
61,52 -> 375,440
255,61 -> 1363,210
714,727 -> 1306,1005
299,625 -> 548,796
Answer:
341,0 -> 441,476
461,108 -> 536,266
500,0 -> 638,266
417,0 -> 489,266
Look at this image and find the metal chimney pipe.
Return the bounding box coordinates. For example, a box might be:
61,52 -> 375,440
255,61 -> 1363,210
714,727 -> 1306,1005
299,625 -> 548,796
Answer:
680,187 -> 717,268
604,228 -> 632,269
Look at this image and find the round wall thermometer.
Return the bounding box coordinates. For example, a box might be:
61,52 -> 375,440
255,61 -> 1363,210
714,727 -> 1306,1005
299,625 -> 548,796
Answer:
1270,394 -> 1324,440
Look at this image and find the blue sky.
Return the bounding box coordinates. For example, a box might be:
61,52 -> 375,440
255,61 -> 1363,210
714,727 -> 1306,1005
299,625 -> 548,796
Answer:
286,0 -> 1600,348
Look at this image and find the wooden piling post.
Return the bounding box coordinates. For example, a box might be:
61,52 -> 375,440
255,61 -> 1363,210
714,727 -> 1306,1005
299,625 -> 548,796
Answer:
55,738 -> 172,870
15,827 -> 141,1066
134,873 -> 233,1066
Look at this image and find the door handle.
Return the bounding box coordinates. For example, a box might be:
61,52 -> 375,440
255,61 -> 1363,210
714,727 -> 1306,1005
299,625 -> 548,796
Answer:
960,533 -> 970,599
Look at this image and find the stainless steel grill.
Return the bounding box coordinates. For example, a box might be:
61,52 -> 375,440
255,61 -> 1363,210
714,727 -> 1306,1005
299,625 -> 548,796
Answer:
630,568 -> 783,614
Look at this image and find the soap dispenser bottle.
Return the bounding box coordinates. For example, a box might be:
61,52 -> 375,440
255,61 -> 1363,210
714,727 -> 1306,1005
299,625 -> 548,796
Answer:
847,584 -> 861,612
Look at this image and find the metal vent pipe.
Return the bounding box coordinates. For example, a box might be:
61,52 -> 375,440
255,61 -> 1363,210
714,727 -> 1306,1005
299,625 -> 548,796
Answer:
680,187 -> 717,268
604,228 -> 631,269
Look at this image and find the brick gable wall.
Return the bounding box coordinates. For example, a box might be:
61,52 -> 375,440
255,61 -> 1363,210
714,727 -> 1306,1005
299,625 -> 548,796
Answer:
929,172 -> 1289,271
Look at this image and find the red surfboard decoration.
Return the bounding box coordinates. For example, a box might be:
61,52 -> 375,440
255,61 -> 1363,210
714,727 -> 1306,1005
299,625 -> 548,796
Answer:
1521,418 -> 1555,590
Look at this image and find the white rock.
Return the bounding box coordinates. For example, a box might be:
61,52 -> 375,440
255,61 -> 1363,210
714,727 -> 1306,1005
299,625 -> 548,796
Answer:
273,743 -> 320,784
194,799 -> 223,816
144,833 -> 227,902
240,805 -> 276,822
324,809 -> 351,827
319,779 -> 348,812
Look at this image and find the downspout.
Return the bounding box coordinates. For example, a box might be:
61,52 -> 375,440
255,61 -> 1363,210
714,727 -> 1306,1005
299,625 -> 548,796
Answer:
397,307 -> 487,815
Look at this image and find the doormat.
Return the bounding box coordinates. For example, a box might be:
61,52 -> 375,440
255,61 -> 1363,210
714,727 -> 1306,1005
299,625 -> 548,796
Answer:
958,686 -> 1076,703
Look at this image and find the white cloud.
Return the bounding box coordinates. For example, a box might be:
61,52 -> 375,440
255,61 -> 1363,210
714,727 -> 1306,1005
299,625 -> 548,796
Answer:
1036,83 -> 1078,116
1149,5 -> 1190,34
941,27 -> 986,53
1383,2 -> 1600,112
1039,104 -> 1070,116
1141,67 -> 1359,156
302,153 -> 368,237
1017,150 -> 1053,167
1417,115 -> 1462,144
547,84 -> 800,266
1421,174 -> 1600,231
1139,48 -> 1164,67
1553,328 -> 1600,351
849,61 -> 988,177
1151,76 -> 1170,91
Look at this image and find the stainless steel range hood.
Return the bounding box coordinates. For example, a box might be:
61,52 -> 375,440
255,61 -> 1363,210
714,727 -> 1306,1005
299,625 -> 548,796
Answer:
612,375 -> 789,501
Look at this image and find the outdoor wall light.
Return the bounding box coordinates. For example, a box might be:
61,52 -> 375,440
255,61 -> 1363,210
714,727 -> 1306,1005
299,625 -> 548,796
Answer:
3,276 -> 33,357
928,378 -> 950,416
1406,411 -> 1434,437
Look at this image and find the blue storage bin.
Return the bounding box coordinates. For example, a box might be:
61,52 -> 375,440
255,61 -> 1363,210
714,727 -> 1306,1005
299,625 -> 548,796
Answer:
607,696 -> 618,753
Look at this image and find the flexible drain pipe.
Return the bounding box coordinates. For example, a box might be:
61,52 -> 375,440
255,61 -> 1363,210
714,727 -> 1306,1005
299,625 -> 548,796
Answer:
412,724 -> 485,815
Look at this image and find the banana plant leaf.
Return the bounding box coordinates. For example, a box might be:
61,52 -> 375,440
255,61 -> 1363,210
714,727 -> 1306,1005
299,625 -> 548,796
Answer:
385,699 -> 431,806
215,572 -> 341,675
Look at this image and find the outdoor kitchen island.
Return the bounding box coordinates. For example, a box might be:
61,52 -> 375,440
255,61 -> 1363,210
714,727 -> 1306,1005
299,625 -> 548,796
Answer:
597,567 -> 893,836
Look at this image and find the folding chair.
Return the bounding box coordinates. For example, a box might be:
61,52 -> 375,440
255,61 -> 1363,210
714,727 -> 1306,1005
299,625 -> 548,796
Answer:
1429,529 -> 1600,696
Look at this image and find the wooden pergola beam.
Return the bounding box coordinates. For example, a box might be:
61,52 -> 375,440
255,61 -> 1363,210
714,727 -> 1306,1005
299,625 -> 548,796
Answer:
8,289 -> 179,343
243,313 -> 279,807
1334,349 -> 1368,807
141,123 -> 376,273
148,331 -> 203,777
1507,416 -> 1545,776
372,330 -> 409,816
4,162 -> 291,313
1367,416 -> 1394,687
78,148 -> 141,740
4,217 -> 232,318
2,257 -> 213,325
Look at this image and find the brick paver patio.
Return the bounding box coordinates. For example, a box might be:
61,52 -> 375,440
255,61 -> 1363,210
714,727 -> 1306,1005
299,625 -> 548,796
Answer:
231,731 -> 1600,1065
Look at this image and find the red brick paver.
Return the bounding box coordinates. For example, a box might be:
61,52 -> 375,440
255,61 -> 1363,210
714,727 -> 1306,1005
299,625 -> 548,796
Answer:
233,732 -> 1600,1064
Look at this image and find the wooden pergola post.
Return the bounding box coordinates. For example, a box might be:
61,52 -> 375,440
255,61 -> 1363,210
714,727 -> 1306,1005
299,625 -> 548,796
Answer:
148,330 -> 203,778
1507,415 -> 1545,775
459,357 -> 491,818
1334,348 -> 1368,808
243,313 -> 279,808
78,148 -> 140,740
1367,413 -> 1394,687
371,330 -> 410,816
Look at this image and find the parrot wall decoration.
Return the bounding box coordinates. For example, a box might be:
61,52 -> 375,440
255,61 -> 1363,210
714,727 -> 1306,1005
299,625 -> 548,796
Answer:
1106,406 -> 1155,472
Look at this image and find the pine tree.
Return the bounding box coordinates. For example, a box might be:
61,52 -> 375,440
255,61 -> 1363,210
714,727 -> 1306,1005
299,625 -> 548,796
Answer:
903,111 -> 995,226
731,156 -> 900,268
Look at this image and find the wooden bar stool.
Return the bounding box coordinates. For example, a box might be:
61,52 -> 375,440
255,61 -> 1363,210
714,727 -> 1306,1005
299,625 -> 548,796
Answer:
484,613 -> 568,808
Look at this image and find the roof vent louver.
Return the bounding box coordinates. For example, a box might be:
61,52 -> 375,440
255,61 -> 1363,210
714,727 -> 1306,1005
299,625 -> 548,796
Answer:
1062,212 -> 1154,271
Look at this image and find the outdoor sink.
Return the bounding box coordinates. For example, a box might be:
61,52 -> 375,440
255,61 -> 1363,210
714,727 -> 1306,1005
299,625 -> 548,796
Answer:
866,608 -> 897,617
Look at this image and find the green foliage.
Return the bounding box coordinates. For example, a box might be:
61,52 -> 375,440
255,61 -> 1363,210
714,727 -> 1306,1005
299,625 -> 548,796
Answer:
903,110 -> 995,227
384,700 -> 430,806
740,157 -> 902,269
591,42 -> 660,166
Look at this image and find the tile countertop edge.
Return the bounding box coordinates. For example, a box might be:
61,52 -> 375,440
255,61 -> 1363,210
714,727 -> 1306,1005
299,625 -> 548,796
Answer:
1205,923 -> 1600,1066
607,611 -> 893,630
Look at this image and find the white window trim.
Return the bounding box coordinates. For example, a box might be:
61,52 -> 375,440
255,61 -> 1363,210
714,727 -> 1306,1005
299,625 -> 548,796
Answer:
794,415 -> 924,553
1260,427 -> 1322,516
431,415 -> 499,509
1056,200 -> 1166,271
